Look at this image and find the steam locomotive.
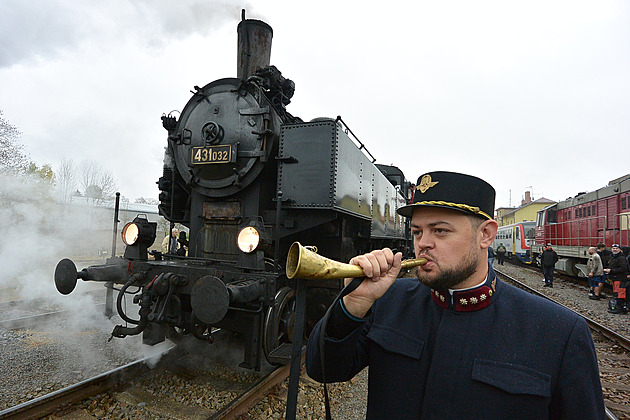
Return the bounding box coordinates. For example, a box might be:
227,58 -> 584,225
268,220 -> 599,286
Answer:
54,14 -> 413,370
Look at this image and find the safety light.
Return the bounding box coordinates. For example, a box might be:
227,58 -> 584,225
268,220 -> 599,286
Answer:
237,226 -> 260,253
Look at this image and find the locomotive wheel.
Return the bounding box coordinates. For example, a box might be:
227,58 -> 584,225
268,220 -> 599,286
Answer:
263,287 -> 296,365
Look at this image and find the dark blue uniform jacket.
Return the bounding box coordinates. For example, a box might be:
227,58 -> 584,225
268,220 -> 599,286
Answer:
306,267 -> 605,419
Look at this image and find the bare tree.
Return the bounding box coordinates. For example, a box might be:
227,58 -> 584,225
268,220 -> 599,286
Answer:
78,160 -> 118,205
55,158 -> 77,203
0,110 -> 30,174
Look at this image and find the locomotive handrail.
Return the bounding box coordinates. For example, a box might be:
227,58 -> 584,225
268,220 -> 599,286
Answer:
335,116 -> 377,163
542,215 -> 608,247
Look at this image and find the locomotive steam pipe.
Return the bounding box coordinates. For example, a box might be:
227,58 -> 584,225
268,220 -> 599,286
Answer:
110,292 -> 152,339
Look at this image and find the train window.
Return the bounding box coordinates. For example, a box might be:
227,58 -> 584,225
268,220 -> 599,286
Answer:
623,197 -> 627,210
588,206 -> 591,216
515,228 -> 520,239
592,205 -> 596,215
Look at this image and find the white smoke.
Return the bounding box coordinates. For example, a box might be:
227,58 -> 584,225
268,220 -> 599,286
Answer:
0,0 -> 251,69
0,172 -> 171,377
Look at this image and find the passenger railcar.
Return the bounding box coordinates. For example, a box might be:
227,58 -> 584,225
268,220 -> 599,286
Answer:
53,14 -> 413,371
492,221 -> 536,263
532,174 -> 630,276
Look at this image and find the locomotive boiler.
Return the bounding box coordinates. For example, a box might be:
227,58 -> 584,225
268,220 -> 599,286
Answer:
54,14 -> 412,370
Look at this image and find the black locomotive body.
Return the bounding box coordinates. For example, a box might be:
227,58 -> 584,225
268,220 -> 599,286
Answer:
54,16 -> 412,370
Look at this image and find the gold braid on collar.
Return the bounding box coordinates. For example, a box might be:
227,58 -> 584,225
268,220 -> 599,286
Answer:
412,201 -> 493,220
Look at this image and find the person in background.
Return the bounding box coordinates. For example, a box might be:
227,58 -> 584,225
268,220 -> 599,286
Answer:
488,245 -> 496,266
596,242 -> 612,269
306,171 -> 605,419
541,243 -> 559,288
587,246 -> 604,300
604,244 -> 629,314
596,242 -> 611,298
177,231 -> 189,256
161,228 -> 179,255
496,243 -> 507,265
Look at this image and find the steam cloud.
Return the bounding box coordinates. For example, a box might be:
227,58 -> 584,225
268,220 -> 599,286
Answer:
0,172 -> 170,377
0,0 -> 251,69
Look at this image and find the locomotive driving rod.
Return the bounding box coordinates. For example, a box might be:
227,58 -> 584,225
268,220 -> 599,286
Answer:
285,242 -> 428,280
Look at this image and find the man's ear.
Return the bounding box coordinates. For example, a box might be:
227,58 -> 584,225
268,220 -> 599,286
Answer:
479,219 -> 498,249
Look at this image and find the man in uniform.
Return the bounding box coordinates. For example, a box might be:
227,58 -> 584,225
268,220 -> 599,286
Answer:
306,171 -> 604,419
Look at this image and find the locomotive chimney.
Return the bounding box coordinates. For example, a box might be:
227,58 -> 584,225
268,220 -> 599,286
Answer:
237,10 -> 273,80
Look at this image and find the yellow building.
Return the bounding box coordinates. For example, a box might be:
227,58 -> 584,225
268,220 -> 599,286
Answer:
496,192 -> 556,226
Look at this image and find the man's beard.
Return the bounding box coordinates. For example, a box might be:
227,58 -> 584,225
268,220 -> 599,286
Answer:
416,247 -> 479,290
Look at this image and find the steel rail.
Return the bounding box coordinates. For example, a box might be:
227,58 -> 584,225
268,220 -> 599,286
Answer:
0,347 -> 173,420
211,360 -> 296,419
494,268 -> 630,351
0,302 -> 106,330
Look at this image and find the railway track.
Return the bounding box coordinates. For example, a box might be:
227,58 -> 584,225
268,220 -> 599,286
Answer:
495,266 -> 630,420
0,355 -> 291,420
0,291 -> 301,420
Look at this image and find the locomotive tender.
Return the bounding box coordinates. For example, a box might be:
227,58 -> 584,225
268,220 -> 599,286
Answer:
532,174 -> 630,276
54,14 -> 412,370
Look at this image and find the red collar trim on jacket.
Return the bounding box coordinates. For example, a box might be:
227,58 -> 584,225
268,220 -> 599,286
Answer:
431,277 -> 497,312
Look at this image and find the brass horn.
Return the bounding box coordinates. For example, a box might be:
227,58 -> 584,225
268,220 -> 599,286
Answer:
286,242 -> 428,280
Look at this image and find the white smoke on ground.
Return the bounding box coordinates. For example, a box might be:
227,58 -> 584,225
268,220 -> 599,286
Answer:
0,172 -> 266,379
0,172 -> 171,371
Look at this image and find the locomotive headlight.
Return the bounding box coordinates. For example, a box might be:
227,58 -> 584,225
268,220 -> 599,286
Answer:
122,222 -> 140,246
121,216 -> 157,248
237,226 -> 260,253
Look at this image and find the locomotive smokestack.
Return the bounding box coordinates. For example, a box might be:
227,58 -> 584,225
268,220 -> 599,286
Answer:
237,11 -> 273,80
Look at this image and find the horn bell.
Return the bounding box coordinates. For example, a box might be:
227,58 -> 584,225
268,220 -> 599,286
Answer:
286,242 -> 427,280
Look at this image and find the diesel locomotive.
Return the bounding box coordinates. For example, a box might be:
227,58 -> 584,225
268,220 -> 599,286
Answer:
54,14 -> 413,370
532,173 -> 630,276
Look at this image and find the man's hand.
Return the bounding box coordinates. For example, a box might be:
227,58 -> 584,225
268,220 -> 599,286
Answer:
342,248 -> 402,318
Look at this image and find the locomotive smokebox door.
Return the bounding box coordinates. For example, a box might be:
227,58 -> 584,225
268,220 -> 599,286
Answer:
190,275 -> 230,324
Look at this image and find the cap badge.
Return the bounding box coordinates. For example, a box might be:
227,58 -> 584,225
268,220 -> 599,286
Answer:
418,174 -> 439,193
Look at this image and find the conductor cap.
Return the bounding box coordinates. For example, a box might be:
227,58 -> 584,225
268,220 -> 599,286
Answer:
398,171 -> 495,220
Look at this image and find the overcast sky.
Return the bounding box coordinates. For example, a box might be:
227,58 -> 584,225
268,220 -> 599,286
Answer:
1,0 -> 629,209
